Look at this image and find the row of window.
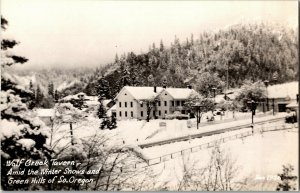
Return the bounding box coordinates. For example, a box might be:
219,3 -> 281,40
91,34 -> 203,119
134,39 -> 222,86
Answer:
118,101 -> 186,108
119,111 -> 134,117
119,101 -> 133,108
118,110 -> 168,118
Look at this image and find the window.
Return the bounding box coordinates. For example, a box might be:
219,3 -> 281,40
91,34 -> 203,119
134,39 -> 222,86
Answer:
153,110 -> 156,117
141,111 -> 144,117
176,101 -> 180,106
141,103 -> 143,107
125,102 -> 127,108
171,101 -> 174,106
130,102 -> 133,107
159,110 -> 161,116
164,101 -> 167,106
182,101 -> 185,106
131,111 -> 133,117
125,111 -> 127,117
165,110 -> 168,115
119,102 -> 122,107
119,111 -> 122,117
158,101 -> 161,106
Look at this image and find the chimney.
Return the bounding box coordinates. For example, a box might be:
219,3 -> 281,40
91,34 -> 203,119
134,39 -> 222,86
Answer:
187,85 -> 192,89
154,86 -> 157,93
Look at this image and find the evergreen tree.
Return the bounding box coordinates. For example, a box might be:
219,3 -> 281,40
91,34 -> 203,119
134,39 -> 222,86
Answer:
108,115 -> 117,129
29,80 -> 34,90
97,101 -> 107,119
162,75 -> 168,88
1,16 -> 52,190
276,164 -> 297,191
48,82 -> 54,98
97,78 -> 110,119
54,89 -> 59,102
28,80 -> 36,109
159,39 -> 164,51
118,56 -> 131,87
114,53 -> 119,63
97,78 -> 110,100
190,33 -> 194,46
147,74 -> 155,86
35,85 -> 44,107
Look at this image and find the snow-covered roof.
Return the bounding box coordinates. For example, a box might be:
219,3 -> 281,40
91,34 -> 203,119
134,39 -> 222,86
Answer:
86,100 -> 99,106
165,88 -> 198,99
106,104 -> 117,116
110,104 -> 116,110
36,108 -> 55,117
215,95 -> 226,104
85,96 -> 98,101
76,92 -> 86,96
267,81 -> 298,99
116,86 -> 164,100
115,86 -> 199,101
61,93 -> 95,102
103,99 -> 112,106
286,101 -> 298,108
61,95 -> 74,101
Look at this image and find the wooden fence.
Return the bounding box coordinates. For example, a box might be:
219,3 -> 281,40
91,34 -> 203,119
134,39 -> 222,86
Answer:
130,123 -> 297,169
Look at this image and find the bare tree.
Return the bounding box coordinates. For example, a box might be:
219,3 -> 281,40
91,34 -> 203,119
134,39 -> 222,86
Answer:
51,133 -> 157,191
176,143 -> 240,191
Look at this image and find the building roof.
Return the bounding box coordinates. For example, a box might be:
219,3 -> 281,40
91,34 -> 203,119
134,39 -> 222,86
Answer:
267,81 -> 298,99
165,88 -> 198,99
116,86 -> 164,100
36,108 -> 55,117
76,92 -> 86,96
215,95 -> 226,103
115,86 -> 198,101
286,101 -> 298,108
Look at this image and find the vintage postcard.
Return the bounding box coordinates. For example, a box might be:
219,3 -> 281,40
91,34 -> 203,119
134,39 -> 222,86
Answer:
1,0 -> 298,191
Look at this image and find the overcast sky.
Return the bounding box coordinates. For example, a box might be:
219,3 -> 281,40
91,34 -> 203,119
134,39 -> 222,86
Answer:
2,0 -> 298,69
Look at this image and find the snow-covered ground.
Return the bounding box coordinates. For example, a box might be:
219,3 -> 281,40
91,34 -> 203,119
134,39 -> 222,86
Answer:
120,112 -> 287,145
41,111 -> 297,191
48,112 -> 287,150
148,127 -> 298,190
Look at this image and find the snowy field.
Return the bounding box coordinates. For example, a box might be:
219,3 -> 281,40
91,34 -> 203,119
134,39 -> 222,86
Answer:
48,112 -> 287,150
115,112 -> 287,145
148,127 -> 298,190
140,120 -> 290,159
42,112 -> 298,191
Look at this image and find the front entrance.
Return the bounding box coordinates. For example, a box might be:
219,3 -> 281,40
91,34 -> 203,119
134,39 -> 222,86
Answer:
278,104 -> 287,112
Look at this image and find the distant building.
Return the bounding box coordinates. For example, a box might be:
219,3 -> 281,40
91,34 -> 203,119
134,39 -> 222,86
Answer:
266,81 -> 298,113
114,86 -> 199,120
59,92 -> 99,109
36,108 -> 55,126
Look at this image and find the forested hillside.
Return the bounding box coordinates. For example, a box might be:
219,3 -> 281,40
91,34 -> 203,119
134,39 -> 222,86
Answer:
11,22 -> 298,100
88,22 -> 298,98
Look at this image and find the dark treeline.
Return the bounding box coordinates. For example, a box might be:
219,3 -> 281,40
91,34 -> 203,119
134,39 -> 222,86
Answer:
13,22 -> 298,100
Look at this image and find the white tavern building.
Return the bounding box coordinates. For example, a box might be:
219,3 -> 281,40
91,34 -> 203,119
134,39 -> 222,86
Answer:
114,86 -> 199,120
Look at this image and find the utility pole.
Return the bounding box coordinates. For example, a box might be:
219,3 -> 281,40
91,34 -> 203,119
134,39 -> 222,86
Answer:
264,80 -> 269,111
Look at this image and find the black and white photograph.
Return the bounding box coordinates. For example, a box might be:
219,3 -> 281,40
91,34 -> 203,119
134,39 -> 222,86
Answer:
1,0 -> 299,191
